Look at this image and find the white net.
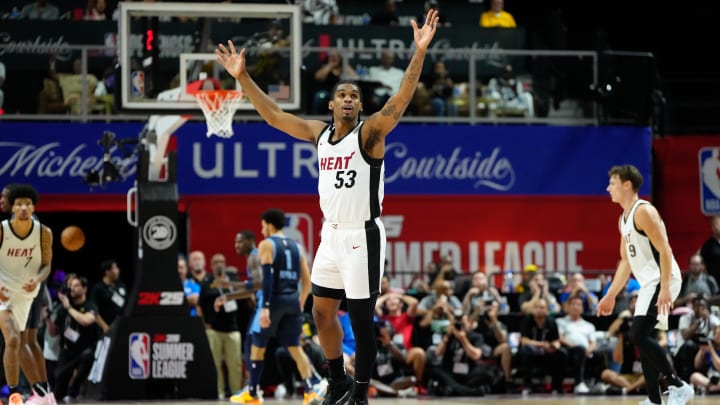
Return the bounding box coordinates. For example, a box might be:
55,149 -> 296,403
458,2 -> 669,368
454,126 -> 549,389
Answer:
193,90 -> 244,138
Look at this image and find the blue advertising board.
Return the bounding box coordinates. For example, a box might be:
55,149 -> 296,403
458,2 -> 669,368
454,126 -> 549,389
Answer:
0,122 -> 651,196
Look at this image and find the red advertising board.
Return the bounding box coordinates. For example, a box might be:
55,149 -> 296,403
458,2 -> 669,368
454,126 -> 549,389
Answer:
184,195 -> 622,288
654,135 -> 720,267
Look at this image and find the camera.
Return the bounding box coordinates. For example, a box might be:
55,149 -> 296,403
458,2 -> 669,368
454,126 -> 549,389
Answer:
60,285 -> 71,296
454,320 -> 463,331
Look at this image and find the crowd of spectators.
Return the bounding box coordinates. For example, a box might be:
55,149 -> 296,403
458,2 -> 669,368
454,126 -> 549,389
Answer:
0,0 -> 549,118
5,220 -> 720,402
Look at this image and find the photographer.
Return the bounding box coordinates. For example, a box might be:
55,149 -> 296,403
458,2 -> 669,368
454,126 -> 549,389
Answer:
599,291 -> 652,395
674,295 -> 720,380
428,312 -> 486,396
415,281 -> 462,350
471,299 -> 512,391
689,324 -> 720,394
53,276 -> 99,403
370,320 -> 418,396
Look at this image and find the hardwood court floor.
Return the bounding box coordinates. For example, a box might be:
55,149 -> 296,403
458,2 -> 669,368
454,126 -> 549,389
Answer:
73,394 -> 716,404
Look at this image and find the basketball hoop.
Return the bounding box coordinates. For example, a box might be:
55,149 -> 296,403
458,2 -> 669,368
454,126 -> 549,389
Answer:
192,89 -> 244,138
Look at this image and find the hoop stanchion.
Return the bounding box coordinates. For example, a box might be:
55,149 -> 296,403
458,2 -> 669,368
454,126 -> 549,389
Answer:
192,90 -> 244,138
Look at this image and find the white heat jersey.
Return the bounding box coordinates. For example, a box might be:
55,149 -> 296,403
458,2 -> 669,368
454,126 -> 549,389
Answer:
316,122 -> 384,223
620,199 -> 681,288
0,219 -> 42,297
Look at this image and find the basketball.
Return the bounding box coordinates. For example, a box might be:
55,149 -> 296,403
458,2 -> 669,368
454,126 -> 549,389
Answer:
61,225 -> 86,252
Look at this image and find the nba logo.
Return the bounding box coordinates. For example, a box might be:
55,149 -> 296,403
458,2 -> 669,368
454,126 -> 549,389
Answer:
699,147 -> 720,215
131,71 -> 145,97
129,332 -> 150,379
285,213 -> 314,259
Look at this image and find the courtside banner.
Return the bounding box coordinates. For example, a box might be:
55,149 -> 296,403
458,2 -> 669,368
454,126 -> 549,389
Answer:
173,123 -> 651,196
0,122 -> 650,195
183,194 -> 622,280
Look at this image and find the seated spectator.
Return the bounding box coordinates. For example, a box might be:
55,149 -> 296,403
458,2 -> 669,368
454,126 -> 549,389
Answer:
311,49 -> 358,114
471,300 -> 513,391
37,67 -> 69,114
557,294 -> 600,394
517,298 -> 567,394
559,271 -> 599,314
675,254 -> 720,308
375,291 -> 426,392
487,64 -> 534,117
674,295 -> 720,381
370,0 -> 399,26
461,271 -> 506,316
700,215 -> 720,288
56,58 -> 99,115
427,313 -> 486,396
380,274 -> 405,296
416,0 -> 451,28
300,0 -> 339,25
83,0 -> 107,21
20,0 -> 60,20
478,0 -> 516,28
376,291 -> 416,348
689,324 -> 720,394
517,272 -> 560,315
423,61 -> 458,118
366,51 -> 404,108
515,263 -> 538,294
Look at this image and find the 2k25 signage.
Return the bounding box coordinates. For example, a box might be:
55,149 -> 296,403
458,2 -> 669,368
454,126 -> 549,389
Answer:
699,147 -> 720,215
0,122 -> 651,196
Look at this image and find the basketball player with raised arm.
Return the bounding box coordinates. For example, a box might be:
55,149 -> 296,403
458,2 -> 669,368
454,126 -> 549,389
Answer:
0,184 -> 54,405
597,165 -> 694,405
215,8 -> 439,405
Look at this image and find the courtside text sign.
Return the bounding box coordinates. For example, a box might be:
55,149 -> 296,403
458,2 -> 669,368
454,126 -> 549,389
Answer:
0,122 -> 651,196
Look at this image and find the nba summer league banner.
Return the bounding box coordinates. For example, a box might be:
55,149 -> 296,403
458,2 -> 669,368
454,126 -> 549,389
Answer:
0,122 -> 651,196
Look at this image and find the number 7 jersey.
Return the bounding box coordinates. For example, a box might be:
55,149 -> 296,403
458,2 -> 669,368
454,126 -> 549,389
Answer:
316,121 -> 385,223
620,199 -> 681,288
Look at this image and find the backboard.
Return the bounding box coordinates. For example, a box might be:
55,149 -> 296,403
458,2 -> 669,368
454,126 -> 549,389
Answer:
117,2 -> 302,112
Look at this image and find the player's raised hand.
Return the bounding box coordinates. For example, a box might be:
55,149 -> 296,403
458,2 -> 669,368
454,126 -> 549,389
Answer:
411,8 -> 439,51
216,40 -> 246,79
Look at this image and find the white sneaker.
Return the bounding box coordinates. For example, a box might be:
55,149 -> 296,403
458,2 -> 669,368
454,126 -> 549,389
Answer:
574,382 -> 590,394
667,381 -> 694,405
397,386 -> 417,398
312,378 -> 328,396
47,393 -> 57,405
638,398 -> 664,405
274,384 -> 287,399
